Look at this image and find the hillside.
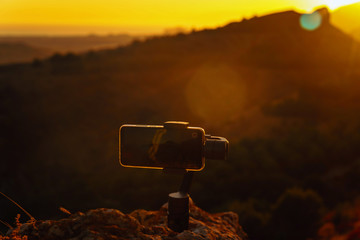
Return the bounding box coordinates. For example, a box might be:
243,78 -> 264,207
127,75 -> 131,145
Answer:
1,8 -> 360,240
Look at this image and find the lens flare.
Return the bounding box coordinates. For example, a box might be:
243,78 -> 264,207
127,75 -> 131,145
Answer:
300,11 -> 322,31
185,65 -> 246,126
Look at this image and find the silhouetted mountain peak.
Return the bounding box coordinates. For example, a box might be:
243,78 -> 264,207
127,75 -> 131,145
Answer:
315,7 -> 330,24
222,8 -> 333,34
222,10 -> 300,33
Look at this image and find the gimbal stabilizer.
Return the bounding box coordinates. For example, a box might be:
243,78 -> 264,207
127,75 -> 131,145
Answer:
163,121 -> 229,232
119,121 -> 228,232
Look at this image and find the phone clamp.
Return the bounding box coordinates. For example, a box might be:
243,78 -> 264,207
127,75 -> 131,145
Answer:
163,121 -> 189,129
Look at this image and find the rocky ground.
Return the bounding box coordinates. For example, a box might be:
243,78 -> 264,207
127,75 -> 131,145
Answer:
1,200 -> 248,240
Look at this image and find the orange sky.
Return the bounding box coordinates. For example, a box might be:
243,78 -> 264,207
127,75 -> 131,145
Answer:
0,0 -> 359,35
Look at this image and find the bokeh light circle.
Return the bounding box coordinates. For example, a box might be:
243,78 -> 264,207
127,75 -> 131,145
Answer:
185,65 -> 246,126
300,11 -> 322,31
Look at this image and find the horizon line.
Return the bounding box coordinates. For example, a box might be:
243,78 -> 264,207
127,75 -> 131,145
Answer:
0,6 -> 339,37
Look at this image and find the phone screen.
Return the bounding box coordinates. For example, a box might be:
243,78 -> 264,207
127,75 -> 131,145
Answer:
119,125 -> 205,170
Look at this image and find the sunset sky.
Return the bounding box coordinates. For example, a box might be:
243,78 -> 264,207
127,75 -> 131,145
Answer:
0,0 -> 359,35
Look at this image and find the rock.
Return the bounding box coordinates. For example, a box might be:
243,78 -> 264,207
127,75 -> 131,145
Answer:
4,201 -> 248,240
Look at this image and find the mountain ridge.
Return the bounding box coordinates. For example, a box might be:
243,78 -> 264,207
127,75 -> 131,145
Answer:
2,8 -> 360,136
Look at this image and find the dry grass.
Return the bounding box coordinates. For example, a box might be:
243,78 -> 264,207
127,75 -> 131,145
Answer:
0,192 -> 36,239
0,214 -> 30,240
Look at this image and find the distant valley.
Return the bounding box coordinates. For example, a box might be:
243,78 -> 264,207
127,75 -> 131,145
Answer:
0,42 -> 51,65
0,34 -> 138,64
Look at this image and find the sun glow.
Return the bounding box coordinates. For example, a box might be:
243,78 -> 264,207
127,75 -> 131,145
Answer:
0,0 -> 359,35
326,0 -> 360,10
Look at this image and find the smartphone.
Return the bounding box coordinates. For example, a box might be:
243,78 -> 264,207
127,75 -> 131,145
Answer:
119,124 -> 205,171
